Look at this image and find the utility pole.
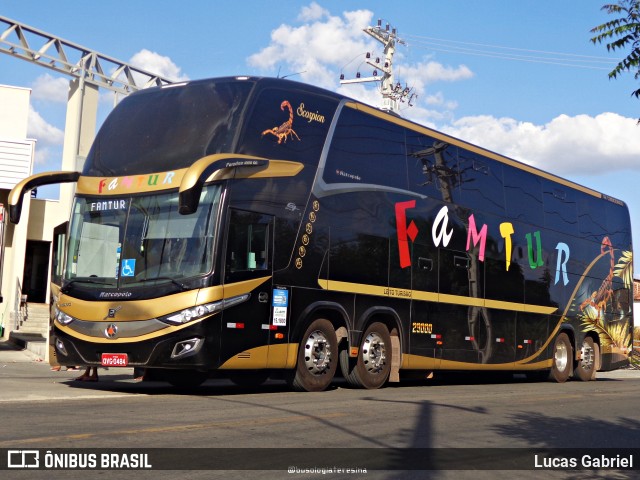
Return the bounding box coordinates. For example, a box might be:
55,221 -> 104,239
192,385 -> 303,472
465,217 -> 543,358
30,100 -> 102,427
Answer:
340,20 -> 415,114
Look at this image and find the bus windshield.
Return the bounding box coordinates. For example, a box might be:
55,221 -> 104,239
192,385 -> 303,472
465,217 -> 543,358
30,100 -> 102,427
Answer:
64,185 -> 221,291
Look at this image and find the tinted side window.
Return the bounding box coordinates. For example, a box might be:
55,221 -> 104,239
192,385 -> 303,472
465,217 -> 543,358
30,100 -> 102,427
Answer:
458,150 -> 505,217
503,167 -> 544,227
329,232 -> 389,286
225,210 -> 273,282
406,132 -> 460,203
605,201 -> 632,250
324,107 -> 407,190
577,194 -> 607,242
542,180 -> 578,233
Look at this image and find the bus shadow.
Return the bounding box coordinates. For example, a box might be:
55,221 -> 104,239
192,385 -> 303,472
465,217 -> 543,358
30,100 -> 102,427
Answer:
59,369 -> 626,396
60,376 -> 299,396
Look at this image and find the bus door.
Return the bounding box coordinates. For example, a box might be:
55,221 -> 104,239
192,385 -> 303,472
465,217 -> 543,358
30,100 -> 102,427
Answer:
219,209 -> 274,368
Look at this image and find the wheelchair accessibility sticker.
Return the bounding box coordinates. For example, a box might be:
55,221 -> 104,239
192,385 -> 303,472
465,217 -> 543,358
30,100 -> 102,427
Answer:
121,259 -> 136,277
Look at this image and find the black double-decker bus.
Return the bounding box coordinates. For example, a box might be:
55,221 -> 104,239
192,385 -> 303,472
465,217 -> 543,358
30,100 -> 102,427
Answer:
10,76 -> 633,390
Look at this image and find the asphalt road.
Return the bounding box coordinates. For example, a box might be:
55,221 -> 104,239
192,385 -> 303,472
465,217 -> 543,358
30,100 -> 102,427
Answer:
1,341 -> 639,480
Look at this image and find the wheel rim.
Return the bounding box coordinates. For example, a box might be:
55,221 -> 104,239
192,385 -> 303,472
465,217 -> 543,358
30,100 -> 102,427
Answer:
580,341 -> 595,370
303,330 -> 332,375
554,341 -> 569,372
361,331 -> 387,374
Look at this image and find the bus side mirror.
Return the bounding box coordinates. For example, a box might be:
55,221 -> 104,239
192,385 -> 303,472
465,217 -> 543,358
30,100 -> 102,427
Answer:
8,171 -> 80,224
179,155 -> 269,215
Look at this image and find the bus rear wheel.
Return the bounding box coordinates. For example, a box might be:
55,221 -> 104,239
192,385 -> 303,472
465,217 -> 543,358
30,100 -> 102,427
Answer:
574,337 -> 597,382
548,332 -> 572,383
341,322 -> 391,389
290,319 -> 337,392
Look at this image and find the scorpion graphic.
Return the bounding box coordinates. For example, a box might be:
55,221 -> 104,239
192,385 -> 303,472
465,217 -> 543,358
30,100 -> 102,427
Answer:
261,100 -> 300,144
580,236 -> 615,319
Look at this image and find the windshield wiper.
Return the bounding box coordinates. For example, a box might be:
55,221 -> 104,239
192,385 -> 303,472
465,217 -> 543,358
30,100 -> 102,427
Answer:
136,277 -> 188,291
61,278 -> 116,293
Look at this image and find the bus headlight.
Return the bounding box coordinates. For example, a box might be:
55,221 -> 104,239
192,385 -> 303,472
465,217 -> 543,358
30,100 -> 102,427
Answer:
160,294 -> 250,325
53,304 -> 75,325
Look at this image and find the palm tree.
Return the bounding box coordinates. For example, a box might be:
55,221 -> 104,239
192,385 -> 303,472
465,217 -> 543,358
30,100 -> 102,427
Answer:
591,0 -> 640,121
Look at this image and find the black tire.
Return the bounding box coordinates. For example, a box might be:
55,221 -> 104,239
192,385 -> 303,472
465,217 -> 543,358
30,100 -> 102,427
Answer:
591,342 -> 600,380
164,369 -> 208,388
227,371 -> 269,388
341,322 -> 391,389
290,319 -> 337,392
548,332 -> 573,383
574,337 -> 598,381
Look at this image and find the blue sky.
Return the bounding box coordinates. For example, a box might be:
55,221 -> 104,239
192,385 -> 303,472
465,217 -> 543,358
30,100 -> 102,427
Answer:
1,0 -> 639,272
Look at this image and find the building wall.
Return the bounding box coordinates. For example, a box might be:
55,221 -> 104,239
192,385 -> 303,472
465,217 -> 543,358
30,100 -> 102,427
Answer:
0,85 -> 29,138
0,84 -> 61,339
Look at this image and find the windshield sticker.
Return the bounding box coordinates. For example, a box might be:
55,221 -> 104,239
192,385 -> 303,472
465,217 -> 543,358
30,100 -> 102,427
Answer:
121,259 -> 136,277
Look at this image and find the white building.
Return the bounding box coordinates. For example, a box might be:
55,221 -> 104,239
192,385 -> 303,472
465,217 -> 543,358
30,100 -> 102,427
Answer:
0,84 -> 66,348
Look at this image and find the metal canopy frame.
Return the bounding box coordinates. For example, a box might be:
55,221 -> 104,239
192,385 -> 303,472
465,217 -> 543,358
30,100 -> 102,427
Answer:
0,15 -> 175,95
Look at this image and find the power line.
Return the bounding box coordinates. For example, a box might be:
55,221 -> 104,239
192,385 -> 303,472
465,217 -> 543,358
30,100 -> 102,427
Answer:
403,33 -> 617,71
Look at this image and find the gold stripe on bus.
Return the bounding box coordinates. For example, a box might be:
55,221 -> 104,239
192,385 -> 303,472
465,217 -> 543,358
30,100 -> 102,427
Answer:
200,159 -> 304,182
55,317 -> 201,343
319,279 -> 557,315
60,288 -> 202,322
180,153 -> 304,192
344,101 -> 606,200
76,168 -> 189,195
76,156 -> 304,196
58,277 -> 271,322
402,353 -> 553,371
218,344 -> 298,370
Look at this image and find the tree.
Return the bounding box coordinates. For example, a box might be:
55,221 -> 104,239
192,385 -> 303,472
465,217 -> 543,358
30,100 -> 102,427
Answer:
591,0 -> 640,120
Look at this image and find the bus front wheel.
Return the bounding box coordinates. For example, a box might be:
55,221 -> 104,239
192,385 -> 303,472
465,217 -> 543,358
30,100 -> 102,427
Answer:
341,322 -> 391,389
289,319 -> 337,392
548,332 -> 572,383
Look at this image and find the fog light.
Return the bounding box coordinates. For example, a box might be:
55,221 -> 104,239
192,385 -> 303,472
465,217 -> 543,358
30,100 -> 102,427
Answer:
55,338 -> 68,356
171,338 -> 202,359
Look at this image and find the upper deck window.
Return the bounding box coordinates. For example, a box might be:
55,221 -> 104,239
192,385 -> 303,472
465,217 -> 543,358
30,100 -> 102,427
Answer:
84,80 -> 253,176
323,107 -> 407,190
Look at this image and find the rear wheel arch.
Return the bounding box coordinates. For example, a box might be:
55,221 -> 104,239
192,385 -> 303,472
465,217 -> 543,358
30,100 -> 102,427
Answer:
293,302 -> 349,342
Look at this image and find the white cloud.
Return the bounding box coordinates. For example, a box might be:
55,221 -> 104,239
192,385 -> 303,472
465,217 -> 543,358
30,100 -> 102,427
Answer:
441,112 -> 640,175
33,145 -> 60,167
128,49 -> 189,83
297,1 -> 329,22
248,9 -> 374,89
247,3 -> 473,116
31,74 -> 68,103
26,106 -> 64,168
27,106 -> 64,147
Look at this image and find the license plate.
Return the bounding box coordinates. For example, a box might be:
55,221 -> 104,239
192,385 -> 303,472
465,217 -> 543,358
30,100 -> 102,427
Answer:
101,353 -> 128,367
